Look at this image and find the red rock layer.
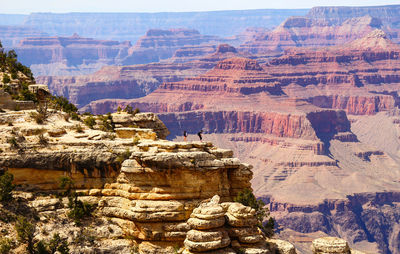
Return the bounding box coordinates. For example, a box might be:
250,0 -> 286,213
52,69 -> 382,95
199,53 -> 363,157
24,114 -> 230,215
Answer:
38,44 -> 246,108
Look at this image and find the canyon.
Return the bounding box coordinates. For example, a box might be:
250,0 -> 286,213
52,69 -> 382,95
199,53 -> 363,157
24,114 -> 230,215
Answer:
80,49 -> 400,253
3,4 -> 400,254
12,28 -> 229,76
37,44 -> 244,108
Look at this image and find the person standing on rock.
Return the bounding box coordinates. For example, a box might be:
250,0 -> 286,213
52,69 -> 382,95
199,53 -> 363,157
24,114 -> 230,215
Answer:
197,130 -> 203,141
183,130 -> 188,141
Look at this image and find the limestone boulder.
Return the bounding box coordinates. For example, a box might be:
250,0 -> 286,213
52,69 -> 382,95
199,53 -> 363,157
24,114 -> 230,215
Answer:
312,237 -> 351,254
266,238 -> 297,254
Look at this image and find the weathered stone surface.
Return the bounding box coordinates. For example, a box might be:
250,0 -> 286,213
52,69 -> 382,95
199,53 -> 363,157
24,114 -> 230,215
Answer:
115,127 -> 156,140
312,237 -> 351,254
265,239 -> 297,254
184,229 -> 230,252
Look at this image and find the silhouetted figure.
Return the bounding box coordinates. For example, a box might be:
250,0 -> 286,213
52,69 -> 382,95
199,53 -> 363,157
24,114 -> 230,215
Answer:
183,130 -> 188,141
197,130 -> 203,141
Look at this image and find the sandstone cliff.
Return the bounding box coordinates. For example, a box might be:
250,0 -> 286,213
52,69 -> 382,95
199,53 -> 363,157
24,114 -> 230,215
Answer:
0,109 -> 299,253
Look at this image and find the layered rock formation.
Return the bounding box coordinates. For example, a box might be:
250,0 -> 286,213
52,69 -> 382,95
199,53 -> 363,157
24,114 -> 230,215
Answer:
0,25 -> 48,48
13,34 -> 132,76
0,109 -> 271,253
19,10 -> 308,42
121,29 -> 226,65
239,15 -> 399,54
182,196 -> 285,254
307,5 -> 400,28
37,44 -> 245,108
83,55 -> 400,253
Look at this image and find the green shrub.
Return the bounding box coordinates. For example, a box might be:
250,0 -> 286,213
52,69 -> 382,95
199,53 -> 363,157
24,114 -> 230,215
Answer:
115,149 -> 132,164
46,233 -> 70,254
59,177 -> 93,225
83,116 -> 96,129
123,105 -> 140,115
68,195 -> 93,225
0,238 -> 12,254
49,96 -> 77,114
73,124 -> 84,133
98,113 -> 114,132
6,137 -> 18,149
234,188 -> 274,237
29,111 -> 47,124
15,216 -> 35,254
70,112 -> 80,121
2,74 -> 10,84
38,134 -> 49,146
10,71 -> 17,80
0,172 -> 15,202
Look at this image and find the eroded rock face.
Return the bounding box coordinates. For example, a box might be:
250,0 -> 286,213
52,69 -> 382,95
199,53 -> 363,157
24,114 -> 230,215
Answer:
0,109 -> 259,253
38,44 -> 245,109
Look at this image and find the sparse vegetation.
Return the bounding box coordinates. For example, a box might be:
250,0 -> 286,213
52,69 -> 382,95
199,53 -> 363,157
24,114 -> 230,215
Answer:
98,113 -> 114,132
0,238 -> 13,254
73,124 -> 84,133
15,216 -> 69,254
123,105 -> 140,115
115,149 -> 132,164
70,112 -> 80,121
29,111 -> 47,124
59,177 -> 94,225
7,136 -> 18,149
0,172 -> 15,202
38,134 -> 49,146
36,233 -> 69,254
2,74 -> 10,84
83,116 -> 96,129
49,96 -> 78,114
15,216 -> 35,254
234,188 -> 275,237
103,133 -> 116,140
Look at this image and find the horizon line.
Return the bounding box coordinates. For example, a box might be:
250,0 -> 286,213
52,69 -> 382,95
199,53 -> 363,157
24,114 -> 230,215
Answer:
1,4 -> 400,15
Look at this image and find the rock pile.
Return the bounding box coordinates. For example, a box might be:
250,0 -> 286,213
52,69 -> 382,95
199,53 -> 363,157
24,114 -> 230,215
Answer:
182,195 -> 295,254
226,203 -> 264,248
184,196 -> 231,253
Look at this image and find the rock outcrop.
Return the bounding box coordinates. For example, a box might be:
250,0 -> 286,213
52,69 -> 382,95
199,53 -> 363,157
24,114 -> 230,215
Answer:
0,109 -> 267,253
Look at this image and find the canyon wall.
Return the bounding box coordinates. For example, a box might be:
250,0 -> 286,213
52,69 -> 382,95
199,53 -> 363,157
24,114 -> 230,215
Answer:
18,10 -> 308,43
